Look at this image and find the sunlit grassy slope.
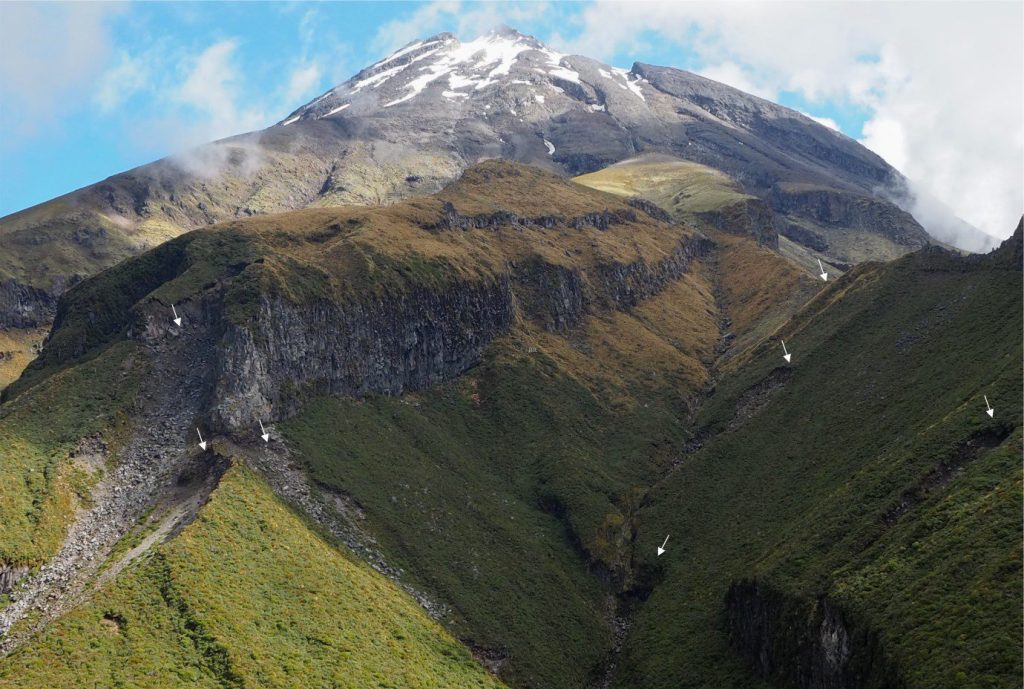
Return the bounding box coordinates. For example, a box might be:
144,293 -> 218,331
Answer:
0,340 -> 142,567
574,155 -> 820,355
283,330 -> 702,689
574,154 -> 756,215
0,463 -> 507,689
615,240 -> 1023,688
0,329 -> 47,394
3,161 -> 1017,689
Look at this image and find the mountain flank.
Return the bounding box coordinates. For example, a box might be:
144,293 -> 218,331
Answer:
0,27 -> 991,392
1,161 -> 732,688
1,157 -> 1019,688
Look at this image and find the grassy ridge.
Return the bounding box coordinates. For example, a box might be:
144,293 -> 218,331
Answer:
0,464 -> 506,689
573,156 -> 819,358
615,248 -> 1023,688
573,155 -> 755,215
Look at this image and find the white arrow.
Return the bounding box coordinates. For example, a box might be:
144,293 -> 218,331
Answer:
781,340 -> 792,363
259,419 -> 270,443
657,534 -> 670,557
984,395 -> 994,418
196,427 -> 207,451
817,259 -> 828,282
171,304 -> 182,327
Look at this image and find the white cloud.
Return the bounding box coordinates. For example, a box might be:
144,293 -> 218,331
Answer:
284,62 -> 323,104
699,62 -> 776,100
371,1 -> 551,55
859,116 -> 906,173
94,51 -> 150,113
801,113 -> 840,132
174,40 -> 266,142
95,39 -> 271,177
549,1 -> 1023,241
0,3 -> 123,139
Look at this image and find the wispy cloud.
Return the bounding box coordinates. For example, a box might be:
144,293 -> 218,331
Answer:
0,3 -> 123,141
94,50 -> 151,113
174,40 -> 267,143
284,63 -> 323,104
801,112 -> 840,133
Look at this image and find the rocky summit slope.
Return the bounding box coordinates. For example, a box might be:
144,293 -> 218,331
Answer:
0,26 -> 988,388
0,156 -> 1020,689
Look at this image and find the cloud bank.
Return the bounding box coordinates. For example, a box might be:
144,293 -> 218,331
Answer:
547,1 -> 1022,241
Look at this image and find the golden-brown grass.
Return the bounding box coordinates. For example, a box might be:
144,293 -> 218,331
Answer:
0,327 -> 47,392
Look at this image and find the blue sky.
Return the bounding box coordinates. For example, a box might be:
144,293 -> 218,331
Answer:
0,1 -> 1020,239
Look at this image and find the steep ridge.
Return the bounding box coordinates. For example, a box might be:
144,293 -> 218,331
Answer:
0,162 -> 729,688
612,226 -> 1023,688
1,26 -> 981,391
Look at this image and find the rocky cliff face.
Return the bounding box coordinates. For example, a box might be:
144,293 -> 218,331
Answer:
207,277 -> 515,431
693,197 -> 779,248
769,187 -> 930,250
201,231 -> 712,433
0,279 -> 69,330
726,580 -> 902,689
15,162 -> 711,439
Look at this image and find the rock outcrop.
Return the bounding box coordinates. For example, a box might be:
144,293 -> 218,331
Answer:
693,197 -> 778,248
207,277 -> 515,431
769,187 -> 930,250
725,580 -> 902,689
0,279 -> 66,330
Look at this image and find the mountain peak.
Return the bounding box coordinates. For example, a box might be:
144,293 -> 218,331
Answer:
280,26 -> 580,124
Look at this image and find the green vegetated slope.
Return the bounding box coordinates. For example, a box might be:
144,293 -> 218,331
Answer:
615,237 -> 1023,688
0,340 -> 142,568
3,158 -> 1017,689
0,463 -> 507,689
574,156 -> 820,358
283,337 -> 691,689
574,154 -> 756,216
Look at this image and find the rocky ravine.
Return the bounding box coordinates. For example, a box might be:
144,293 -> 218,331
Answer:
0,303 -> 218,652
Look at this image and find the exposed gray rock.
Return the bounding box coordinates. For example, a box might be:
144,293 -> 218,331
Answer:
0,301 -> 219,654
208,277 -> 515,431
769,186 -> 929,249
0,279 -> 65,329
779,220 -> 830,252
693,197 -> 779,248
0,566 -> 29,596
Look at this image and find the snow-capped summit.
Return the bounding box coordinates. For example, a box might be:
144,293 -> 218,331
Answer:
280,26 -> 650,125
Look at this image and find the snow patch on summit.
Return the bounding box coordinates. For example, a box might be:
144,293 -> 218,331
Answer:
383,31 -> 538,106
612,67 -> 646,101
